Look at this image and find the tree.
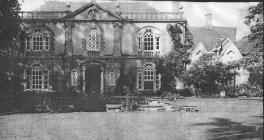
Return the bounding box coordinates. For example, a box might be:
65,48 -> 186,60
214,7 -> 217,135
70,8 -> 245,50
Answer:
0,0 -> 22,51
242,2 -> 263,89
157,23 -> 193,92
184,54 -> 235,97
0,0 -> 22,95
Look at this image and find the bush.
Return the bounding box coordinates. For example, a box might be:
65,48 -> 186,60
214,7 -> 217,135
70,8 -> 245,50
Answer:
16,91 -> 54,113
236,83 -> 263,97
184,54 -> 235,97
177,88 -> 194,97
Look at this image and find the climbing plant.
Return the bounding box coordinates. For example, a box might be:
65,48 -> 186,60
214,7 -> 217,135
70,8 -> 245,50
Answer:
157,23 -> 194,92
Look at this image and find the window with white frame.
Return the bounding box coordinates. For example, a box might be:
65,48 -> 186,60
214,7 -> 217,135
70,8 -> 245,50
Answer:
144,64 -> 154,81
144,29 -> 154,51
71,69 -> 78,87
108,72 -> 115,86
25,28 -> 51,52
137,63 -> 161,91
24,64 -> 49,91
136,27 -> 161,56
87,28 -> 100,51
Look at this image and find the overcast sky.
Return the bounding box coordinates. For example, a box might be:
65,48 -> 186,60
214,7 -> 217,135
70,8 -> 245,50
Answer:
19,0 -> 258,27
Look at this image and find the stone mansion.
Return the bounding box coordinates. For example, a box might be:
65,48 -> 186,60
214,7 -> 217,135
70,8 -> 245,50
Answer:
13,1 -> 186,95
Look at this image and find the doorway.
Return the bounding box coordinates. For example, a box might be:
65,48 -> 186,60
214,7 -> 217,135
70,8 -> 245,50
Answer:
85,64 -> 101,94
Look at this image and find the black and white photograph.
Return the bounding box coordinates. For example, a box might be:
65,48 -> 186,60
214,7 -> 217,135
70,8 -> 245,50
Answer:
0,0 -> 263,139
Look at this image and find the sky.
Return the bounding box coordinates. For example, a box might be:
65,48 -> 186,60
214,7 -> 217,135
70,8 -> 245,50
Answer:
18,0 -> 258,27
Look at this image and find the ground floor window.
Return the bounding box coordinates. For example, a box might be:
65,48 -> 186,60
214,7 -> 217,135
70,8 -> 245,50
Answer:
24,63 -> 49,91
71,69 -> 78,87
137,63 -> 161,91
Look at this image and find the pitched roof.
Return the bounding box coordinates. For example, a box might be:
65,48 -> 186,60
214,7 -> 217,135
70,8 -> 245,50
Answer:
189,26 -> 237,51
34,1 -> 159,13
236,37 -> 254,55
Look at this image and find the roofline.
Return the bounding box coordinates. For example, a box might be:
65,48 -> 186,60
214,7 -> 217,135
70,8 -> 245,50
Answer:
21,19 -> 187,23
62,1 -> 121,20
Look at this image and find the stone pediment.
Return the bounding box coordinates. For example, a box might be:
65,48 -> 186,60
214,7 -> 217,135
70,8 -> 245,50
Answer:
63,2 -> 121,21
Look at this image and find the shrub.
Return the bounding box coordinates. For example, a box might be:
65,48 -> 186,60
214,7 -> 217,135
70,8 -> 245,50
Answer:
236,83 -> 263,97
177,88 -> 194,97
184,54 -> 235,97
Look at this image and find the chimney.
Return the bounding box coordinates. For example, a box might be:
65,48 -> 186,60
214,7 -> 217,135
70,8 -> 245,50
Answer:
171,1 -> 180,13
205,13 -> 212,28
236,8 -> 250,41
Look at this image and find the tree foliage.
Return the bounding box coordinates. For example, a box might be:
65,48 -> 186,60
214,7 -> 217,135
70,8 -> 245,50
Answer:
0,0 -> 22,51
242,2 -> 263,88
0,0 -> 22,95
184,54 -> 235,97
157,23 -> 193,92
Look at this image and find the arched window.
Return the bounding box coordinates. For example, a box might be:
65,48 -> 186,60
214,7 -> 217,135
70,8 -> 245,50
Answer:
144,64 -> 154,90
87,27 -> 100,51
24,63 -> 49,91
144,29 -> 154,51
136,27 -> 161,56
25,28 -> 51,52
137,63 -> 161,91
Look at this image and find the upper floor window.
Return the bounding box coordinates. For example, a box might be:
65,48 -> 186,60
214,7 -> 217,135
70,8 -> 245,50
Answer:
144,29 -> 154,51
25,28 -> 51,52
136,27 -> 161,56
82,26 -> 102,56
87,28 -> 100,51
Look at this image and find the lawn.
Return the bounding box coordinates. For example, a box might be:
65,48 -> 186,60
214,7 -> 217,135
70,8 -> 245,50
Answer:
0,97 -> 263,140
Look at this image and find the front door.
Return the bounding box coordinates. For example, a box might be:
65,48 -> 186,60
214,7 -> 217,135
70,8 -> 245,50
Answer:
85,64 -> 101,94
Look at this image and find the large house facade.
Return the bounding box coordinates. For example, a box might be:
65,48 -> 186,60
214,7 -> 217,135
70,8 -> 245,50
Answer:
14,1 -> 187,95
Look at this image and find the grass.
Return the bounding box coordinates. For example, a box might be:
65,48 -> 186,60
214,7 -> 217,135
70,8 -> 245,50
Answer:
0,97 -> 263,140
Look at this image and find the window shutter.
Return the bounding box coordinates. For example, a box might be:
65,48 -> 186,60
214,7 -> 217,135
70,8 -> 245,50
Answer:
155,72 -> 161,90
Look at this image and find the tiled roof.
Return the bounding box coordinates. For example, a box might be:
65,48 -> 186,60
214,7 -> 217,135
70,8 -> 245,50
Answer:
189,26 -> 237,51
236,37 -> 254,55
34,1 -> 159,13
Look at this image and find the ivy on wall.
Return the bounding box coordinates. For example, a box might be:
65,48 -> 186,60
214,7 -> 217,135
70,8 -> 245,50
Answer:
157,23 -> 194,92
